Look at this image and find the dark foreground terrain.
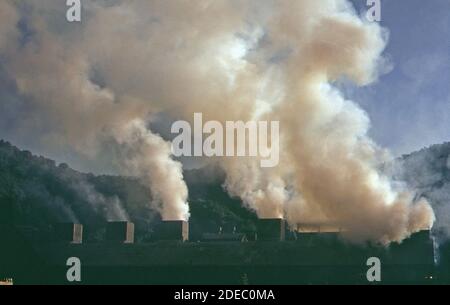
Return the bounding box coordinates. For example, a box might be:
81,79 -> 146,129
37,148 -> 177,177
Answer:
2,225 -> 449,285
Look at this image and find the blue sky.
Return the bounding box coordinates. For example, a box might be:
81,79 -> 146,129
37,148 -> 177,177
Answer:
349,0 -> 450,155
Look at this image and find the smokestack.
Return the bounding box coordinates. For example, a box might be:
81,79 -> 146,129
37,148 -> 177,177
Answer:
159,220 -> 189,242
257,218 -> 286,241
106,221 -> 134,244
55,223 -> 83,244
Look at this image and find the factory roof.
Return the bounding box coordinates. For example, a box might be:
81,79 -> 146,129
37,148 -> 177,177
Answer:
33,230 -> 434,268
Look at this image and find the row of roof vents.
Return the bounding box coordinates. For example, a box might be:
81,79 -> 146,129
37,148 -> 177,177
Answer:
54,218 -> 289,244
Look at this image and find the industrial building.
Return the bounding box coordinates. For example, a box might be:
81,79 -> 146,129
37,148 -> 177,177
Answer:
106,222 -> 135,244
157,220 -> 189,241
54,223 -> 83,244
257,218 -> 286,241
0,218 -> 443,285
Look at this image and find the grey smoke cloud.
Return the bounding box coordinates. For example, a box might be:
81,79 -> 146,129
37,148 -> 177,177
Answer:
0,0 -> 435,242
387,144 -> 450,242
72,179 -> 129,222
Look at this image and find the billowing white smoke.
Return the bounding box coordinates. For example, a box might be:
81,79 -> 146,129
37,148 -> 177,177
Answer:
0,0 -> 190,221
0,0 -> 434,242
113,120 -> 189,220
221,1 -> 435,243
222,157 -> 287,219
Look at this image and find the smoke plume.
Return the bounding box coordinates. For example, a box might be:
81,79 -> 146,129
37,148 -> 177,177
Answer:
0,0 -> 434,242
387,143 -> 450,243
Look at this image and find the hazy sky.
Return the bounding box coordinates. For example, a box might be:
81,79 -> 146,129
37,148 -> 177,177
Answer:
349,0 -> 450,155
0,0 -> 449,171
